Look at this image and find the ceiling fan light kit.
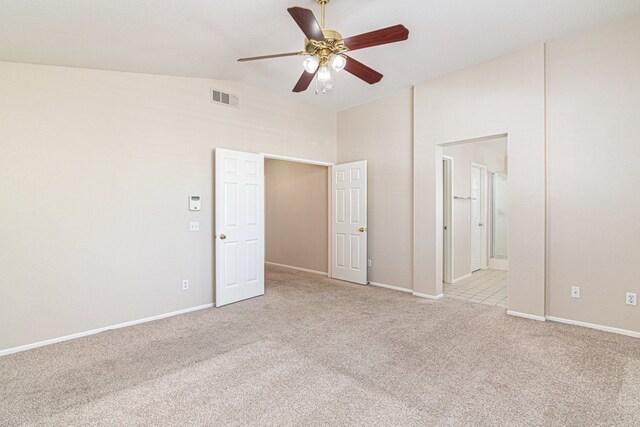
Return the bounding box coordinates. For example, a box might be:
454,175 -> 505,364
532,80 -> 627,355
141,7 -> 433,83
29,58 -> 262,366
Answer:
303,56 -> 320,73
237,0 -> 409,94
330,54 -> 347,72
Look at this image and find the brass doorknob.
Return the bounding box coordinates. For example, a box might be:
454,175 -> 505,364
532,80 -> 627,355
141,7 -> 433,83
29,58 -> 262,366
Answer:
358,227 -> 365,232
219,234 -> 226,240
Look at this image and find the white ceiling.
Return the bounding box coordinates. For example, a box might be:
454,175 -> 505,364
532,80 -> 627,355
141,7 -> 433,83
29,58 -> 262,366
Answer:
1,0 -> 639,111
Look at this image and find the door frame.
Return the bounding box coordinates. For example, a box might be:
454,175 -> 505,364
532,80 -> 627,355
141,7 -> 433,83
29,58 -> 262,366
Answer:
261,152 -> 334,168
260,152 -> 334,277
442,155 -> 454,284
216,150 -> 368,290
470,162 -> 488,271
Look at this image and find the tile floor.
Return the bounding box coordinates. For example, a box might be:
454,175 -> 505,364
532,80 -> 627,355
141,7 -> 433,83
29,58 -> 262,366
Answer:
444,269 -> 508,308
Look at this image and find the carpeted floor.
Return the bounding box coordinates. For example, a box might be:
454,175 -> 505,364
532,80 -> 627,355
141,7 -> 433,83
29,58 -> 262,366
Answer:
1,265 -> 639,426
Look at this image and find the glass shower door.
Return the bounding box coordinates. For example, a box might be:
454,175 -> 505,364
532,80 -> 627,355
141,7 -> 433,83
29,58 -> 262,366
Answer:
491,172 -> 508,259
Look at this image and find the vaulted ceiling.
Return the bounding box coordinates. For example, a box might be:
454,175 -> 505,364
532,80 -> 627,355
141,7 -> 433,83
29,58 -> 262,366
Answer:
1,0 -> 639,111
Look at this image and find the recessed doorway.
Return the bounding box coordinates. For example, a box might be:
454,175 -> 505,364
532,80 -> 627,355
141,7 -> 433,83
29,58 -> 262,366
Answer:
213,149 -> 369,306
265,158 -> 330,275
440,136 -> 509,308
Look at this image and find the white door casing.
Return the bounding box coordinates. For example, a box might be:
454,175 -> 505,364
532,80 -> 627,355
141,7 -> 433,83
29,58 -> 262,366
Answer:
331,161 -> 367,285
215,149 -> 265,307
442,156 -> 454,283
470,165 -> 482,272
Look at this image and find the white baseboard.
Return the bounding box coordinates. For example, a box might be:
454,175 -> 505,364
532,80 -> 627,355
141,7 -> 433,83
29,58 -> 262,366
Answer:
266,262 -> 328,276
0,303 -> 214,357
413,292 -> 444,300
368,281 -> 413,293
507,310 -> 546,322
545,316 -> 640,339
452,273 -> 472,284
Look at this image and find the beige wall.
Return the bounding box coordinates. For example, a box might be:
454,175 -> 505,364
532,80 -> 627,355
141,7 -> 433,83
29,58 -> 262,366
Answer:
265,159 -> 328,273
442,143 -> 507,280
546,15 -> 640,332
0,61 -> 336,352
337,14 -> 640,332
414,45 -> 546,315
3,13 -> 640,353
337,89 -> 414,290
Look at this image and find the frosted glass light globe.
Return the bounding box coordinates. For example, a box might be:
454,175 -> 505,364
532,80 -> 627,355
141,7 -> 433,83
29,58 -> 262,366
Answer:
330,55 -> 346,72
303,56 -> 320,73
318,66 -> 331,82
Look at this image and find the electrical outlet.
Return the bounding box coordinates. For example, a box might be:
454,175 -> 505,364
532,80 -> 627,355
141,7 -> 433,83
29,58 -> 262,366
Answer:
367,259 -> 372,268
189,222 -> 200,232
571,286 -> 581,298
626,292 -> 637,306
182,280 -> 189,290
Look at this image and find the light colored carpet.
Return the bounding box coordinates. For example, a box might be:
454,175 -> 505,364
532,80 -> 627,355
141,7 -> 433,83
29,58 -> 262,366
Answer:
1,265 -> 639,426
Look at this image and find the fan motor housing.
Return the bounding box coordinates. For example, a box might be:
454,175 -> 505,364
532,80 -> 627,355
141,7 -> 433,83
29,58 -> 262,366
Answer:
304,29 -> 348,65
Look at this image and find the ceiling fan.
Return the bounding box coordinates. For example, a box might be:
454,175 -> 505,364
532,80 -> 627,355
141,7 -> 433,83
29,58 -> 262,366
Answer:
237,0 -> 409,94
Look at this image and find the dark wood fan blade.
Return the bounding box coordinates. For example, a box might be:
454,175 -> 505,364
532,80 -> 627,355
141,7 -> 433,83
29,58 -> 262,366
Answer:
288,7 -> 325,41
293,69 -> 318,93
344,56 -> 383,84
238,52 -> 303,62
342,24 -> 409,51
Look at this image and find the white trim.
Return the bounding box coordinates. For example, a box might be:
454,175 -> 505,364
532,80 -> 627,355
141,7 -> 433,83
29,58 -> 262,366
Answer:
442,155 -> 454,284
507,310 -> 546,322
265,261 -> 328,276
546,316 -> 640,339
442,133 -> 509,147
369,281 -> 413,293
413,292 -> 444,300
261,153 -> 334,167
0,303 -> 214,357
327,170 -> 332,278
452,273 -> 472,284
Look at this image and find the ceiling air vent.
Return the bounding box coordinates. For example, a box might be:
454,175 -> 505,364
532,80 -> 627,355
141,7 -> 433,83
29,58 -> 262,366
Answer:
211,89 -> 239,108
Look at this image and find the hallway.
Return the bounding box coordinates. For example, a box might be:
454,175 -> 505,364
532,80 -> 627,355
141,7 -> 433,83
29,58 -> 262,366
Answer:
444,269 -> 508,308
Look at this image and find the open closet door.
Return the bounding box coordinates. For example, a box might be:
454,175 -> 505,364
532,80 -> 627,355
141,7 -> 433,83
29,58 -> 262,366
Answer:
331,161 -> 367,285
215,149 -> 265,307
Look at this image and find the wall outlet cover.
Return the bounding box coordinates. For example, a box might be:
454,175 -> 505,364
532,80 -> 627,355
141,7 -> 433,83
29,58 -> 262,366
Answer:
571,286 -> 581,298
367,259 -> 372,268
189,222 -> 200,232
626,292 -> 637,306
182,280 -> 189,290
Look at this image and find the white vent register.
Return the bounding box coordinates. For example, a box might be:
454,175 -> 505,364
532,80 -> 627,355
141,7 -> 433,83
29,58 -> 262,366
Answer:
211,89 -> 239,108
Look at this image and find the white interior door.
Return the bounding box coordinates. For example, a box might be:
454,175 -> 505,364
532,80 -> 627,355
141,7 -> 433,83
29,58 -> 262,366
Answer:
470,165 -> 482,272
331,161 -> 367,285
215,149 -> 264,307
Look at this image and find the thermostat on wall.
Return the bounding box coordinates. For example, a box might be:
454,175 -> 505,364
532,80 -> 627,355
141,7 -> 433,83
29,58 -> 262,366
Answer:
189,195 -> 201,211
